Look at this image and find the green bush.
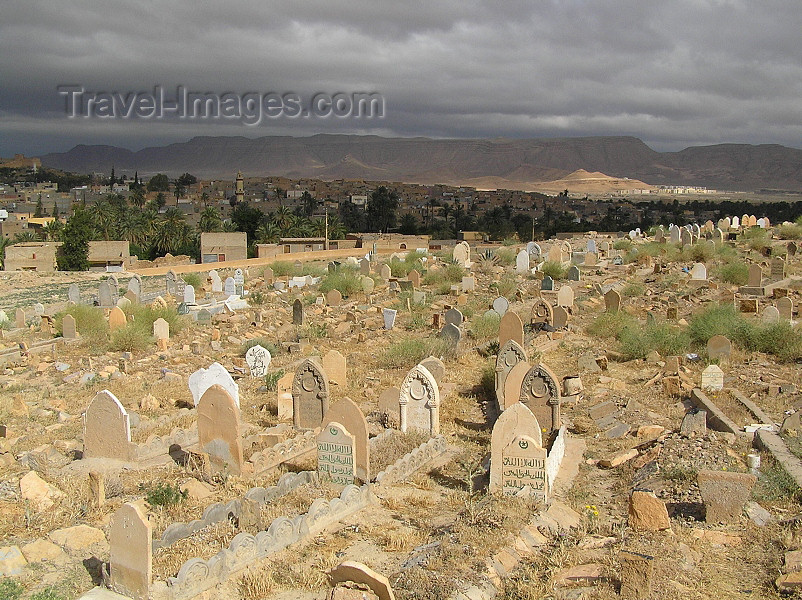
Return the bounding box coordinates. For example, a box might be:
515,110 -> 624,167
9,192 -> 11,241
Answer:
55,303 -> 108,341
29,588 -> 64,600
621,282 -> 645,297
264,369 -> 285,391
539,261 -> 566,280
109,326 -> 151,352
777,223 -> 802,240
682,242 -> 714,262
379,337 -> 455,369
182,272 -> 203,289
491,273 -> 518,298
0,580 -> 23,600
756,321 -> 802,362
717,263 -> 748,285
587,311 -> 636,339
688,305 -> 745,346
469,311 -> 501,341
494,248 -> 517,267
320,267 -> 363,298
423,262 -> 464,287
125,304 -> 187,336
612,239 -> 631,251
241,337 -> 278,357
268,261 -> 294,277
617,321 -> 690,360
144,482 -> 187,507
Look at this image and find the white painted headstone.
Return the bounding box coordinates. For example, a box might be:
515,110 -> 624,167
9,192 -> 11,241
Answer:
188,362 -> 240,408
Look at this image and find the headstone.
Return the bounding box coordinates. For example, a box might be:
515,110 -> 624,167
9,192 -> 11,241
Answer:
383,308 -> 397,330
701,364 -> 724,391
183,285 -> 195,305
98,280 -> 115,307
707,335 -> 731,360
408,270 -> 421,288
461,276 -> 475,293
292,358 -> 330,430
109,503 -> 151,600
567,265 -> 581,281
197,384 -> 243,474
152,317 -> 169,341
378,387 -> 401,428
108,306 -> 127,332
322,397 -> 369,481
552,305 -> 569,329
262,266 -> 274,282
492,296 -> 509,316
556,286 -> 574,308
197,308 -> 212,325
68,283 -> 81,304
530,297 -> 553,328
519,363 -> 561,433
224,277 -> 236,296
697,470 -> 757,523
362,276 -> 375,294
788,242 -> 797,257
399,363 -> 440,434
499,311 -> 524,348
495,340 -> 527,410
245,345 -> 271,378
62,314 -> 77,339
515,250 -> 530,273
771,258 -> 786,281
619,550 -> 654,600
234,267 -> 245,288
317,422 -> 355,486
276,371 -> 294,421
439,322 -> 462,345
748,264 -> 763,287
359,259 -> 371,275
680,410 -> 707,437
762,305 -> 780,324
326,289 -> 343,306
293,299 -> 304,325
165,270 -> 177,295
210,270 -> 223,293
690,263 -> 707,280
777,296 -> 794,321
380,264 -> 391,280
489,402 -> 543,494
541,276 -> 554,291
188,362 -> 240,407
452,241 -> 470,267
323,349 -> 347,387
83,390 -> 133,461
444,308 -> 464,326
604,290 -> 621,313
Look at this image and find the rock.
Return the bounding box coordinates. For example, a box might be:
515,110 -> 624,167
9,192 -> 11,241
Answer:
21,538 -> 67,563
628,490 -> 671,531
139,394 -> 160,411
785,550 -> 802,574
697,470 -> 756,523
0,545 -> 27,576
49,524 -> 107,551
680,410 -> 706,437
744,501 -> 773,527
554,563 -> 605,586
20,470 -> 63,510
577,353 -> 601,373
689,529 -> 741,546
635,425 -> 664,438
328,561 -> 395,600
599,448 -> 638,468
777,571 -> 802,593
620,550 -> 654,600
180,479 -> 214,501
330,587 -> 380,600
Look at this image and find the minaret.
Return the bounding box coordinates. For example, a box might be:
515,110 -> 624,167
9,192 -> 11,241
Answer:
235,171 -> 244,204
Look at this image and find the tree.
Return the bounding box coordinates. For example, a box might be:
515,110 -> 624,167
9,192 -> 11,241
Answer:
147,173 -> 170,192
130,188 -> 146,208
177,173 -> 197,188
155,192 -> 167,210
110,166 -> 116,186
34,196 -> 44,217
301,191 -> 317,217
13,231 -> 39,243
42,220 -> 64,241
51,201 -> 59,218
57,206 -> 92,271
152,207 -> 194,255
173,181 -> 185,201
366,186 -> 399,233
230,203 -> 266,243
198,206 -> 223,232
399,213 -> 418,235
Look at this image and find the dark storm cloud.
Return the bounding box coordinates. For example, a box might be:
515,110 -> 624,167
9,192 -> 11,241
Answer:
2,0 -> 802,155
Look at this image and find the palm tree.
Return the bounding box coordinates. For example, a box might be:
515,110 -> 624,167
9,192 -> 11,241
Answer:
13,231 -> 39,243
0,237 -> 12,269
273,205 -> 293,232
152,207 -> 192,255
327,215 -> 347,240
130,189 -> 146,209
255,222 -> 281,244
42,220 -> 64,242
200,192 -> 210,208
198,206 -> 223,233
309,218 -> 326,237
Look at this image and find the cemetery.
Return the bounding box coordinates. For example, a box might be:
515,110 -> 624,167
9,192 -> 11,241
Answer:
1,218 -> 802,598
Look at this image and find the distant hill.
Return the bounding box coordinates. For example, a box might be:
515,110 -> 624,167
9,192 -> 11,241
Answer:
40,134 -> 802,191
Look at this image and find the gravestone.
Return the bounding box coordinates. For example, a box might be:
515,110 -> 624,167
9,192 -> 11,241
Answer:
359,258 -> 371,275
762,305 -> 780,324
109,306 -> 127,331
317,422 -> 355,486
234,268 -> 245,294
188,362 -> 240,407
697,470 -> 757,523
495,340 -> 527,410
489,402 -> 543,494
292,358 -> 330,430
587,239 -> 597,253
245,345 -> 271,378
419,356 -> 445,386
527,242 -> 542,259
383,308 -> 397,330
452,242 -> 470,267
777,296 -> 794,320
748,264 -> 763,287
567,265 -> 581,281
530,297 -> 554,328
276,371 -> 294,421
408,269 -> 421,288
15,308 -> 25,329
224,277 -> 236,296
380,264 -> 391,280
378,387 -> 401,428
461,276 -> 475,292
619,550 -> 654,600
439,322 -> 462,345
501,434 -> 548,500
362,276 -> 375,293
152,317 -> 169,341
690,263 -> 707,280
541,276 -> 554,291
399,363 -> 440,435
322,397 -> 369,481
183,285 -> 196,305
788,242 -> 797,257
210,270 -> 223,293
197,384 -> 243,475
68,284 -> 80,304
445,308 -> 464,326
492,296 -> 509,316
197,308 -> 212,325
515,250 -> 530,273
519,363 -> 561,433
323,349 -> 347,387
262,267 -> 274,283
109,503 -> 151,600
499,311 -> 524,348
62,314 -> 77,339
556,286 -> 574,308
165,271 -> 177,295
707,335 -> 732,361
770,258 -> 786,281
701,364 -> 724,391
83,390 -> 133,461
99,280 -> 115,307
552,305 -> 569,329
293,299 -> 304,325
604,289 -> 621,313
502,361 -> 530,411
326,289 -> 343,306
585,252 -> 598,267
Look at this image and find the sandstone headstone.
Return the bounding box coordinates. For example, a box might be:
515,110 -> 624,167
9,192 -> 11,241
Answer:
690,263 -> 707,280
748,264 -> 763,287
380,264 -> 391,280
292,298 -> 304,325
489,402 -> 542,494
519,363 -> 562,433
762,305 -> 780,324
552,305 -> 569,329
62,314 -> 77,339
771,258 -> 786,281
326,289 -> 343,306
707,335 -> 731,360
323,349 -> 347,387
83,390 -> 133,461
629,490 -> 670,531
317,421 -> 355,486
322,397 -> 369,481
498,310 -> 524,348
778,296 -> 794,320
604,289 -> 621,313
362,276 -> 375,294
697,470 -> 757,523
292,358 -> 330,430
399,363 -> 440,434
197,384 -> 243,474
515,250 -> 530,273
619,550 -> 654,600
502,360 -> 530,411
530,297 -> 553,328
152,317 -> 169,341
556,286 -> 574,308
245,345 -> 271,378
439,322 -> 462,345
419,356 -> 445,386
501,434 -> 548,500
276,371 -> 294,421
109,503 -> 151,600
108,306 -> 127,332
408,269 -> 421,288
378,387 -> 401,427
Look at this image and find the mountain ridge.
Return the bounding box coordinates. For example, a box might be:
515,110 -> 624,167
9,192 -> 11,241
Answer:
39,134 -> 802,191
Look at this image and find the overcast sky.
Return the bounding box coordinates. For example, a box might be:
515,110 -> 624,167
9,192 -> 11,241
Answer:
3,0 -> 802,157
